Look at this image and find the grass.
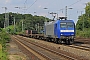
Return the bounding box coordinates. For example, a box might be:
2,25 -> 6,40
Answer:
0,44 -> 2,50
0,44 -> 7,60
0,44 -> 2,60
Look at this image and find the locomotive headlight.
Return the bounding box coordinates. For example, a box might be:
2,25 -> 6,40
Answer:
71,34 -> 74,35
61,34 -> 63,35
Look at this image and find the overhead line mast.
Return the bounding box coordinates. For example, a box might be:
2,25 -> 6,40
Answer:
2,7 -> 7,28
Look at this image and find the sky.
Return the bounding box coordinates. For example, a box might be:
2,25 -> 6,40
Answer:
0,0 -> 90,24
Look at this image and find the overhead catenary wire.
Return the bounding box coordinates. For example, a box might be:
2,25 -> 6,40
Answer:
24,0 -> 28,10
58,0 -> 82,11
25,0 -> 37,12
57,0 -> 83,19
24,0 -> 27,4
68,0 -> 82,7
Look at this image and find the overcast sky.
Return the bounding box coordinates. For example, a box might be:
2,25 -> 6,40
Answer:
0,0 -> 90,24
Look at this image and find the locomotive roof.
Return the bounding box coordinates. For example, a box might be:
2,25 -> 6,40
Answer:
55,20 -> 74,23
45,20 -> 74,25
59,20 -> 74,22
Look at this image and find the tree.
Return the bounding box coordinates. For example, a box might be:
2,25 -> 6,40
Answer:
76,2 -> 90,30
0,12 -> 51,33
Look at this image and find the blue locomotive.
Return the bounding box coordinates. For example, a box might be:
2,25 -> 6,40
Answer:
44,19 -> 75,44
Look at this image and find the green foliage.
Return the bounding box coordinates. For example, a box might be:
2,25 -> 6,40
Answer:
0,49 -> 7,60
0,29 -> 10,60
0,14 -> 4,28
0,29 -> 10,44
5,25 -> 15,34
76,19 -> 83,30
0,28 -> 2,32
23,15 -> 50,30
76,2 -> 90,38
0,12 -> 50,33
76,28 -> 90,38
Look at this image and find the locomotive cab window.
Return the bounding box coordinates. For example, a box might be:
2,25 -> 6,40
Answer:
60,23 -> 67,28
60,22 -> 74,28
67,22 -> 74,28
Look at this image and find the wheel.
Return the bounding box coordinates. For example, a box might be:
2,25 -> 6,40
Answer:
58,39 -> 62,44
46,37 -> 50,42
66,39 -> 70,45
46,37 -> 49,41
66,39 -> 74,45
55,39 -> 59,44
70,39 -> 74,44
53,38 -> 56,43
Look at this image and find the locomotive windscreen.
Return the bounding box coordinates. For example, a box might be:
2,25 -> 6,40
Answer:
60,22 -> 74,28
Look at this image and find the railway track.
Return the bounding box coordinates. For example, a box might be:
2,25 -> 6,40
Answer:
68,44 -> 90,51
11,35 -> 41,60
22,34 -> 90,51
75,38 -> 90,44
12,35 -> 68,60
14,35 -> 72,60
12,35 -> 89,60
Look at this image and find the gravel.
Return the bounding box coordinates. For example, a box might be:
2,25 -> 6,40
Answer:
7,39 -> 27,60
22,36 -> 90,60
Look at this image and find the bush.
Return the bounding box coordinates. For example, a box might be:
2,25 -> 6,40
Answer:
76,28 -> 90,38
0,29 -> 10,60
0,30 -> 10,43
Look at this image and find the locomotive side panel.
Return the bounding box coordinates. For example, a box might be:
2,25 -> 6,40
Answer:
46,25 -> 54,35
44,21 -> 55,37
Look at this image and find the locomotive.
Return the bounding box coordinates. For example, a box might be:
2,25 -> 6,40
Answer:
44,17 -> 75,44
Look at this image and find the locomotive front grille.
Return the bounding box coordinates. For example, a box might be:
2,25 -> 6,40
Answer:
60,36 -> 74,39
